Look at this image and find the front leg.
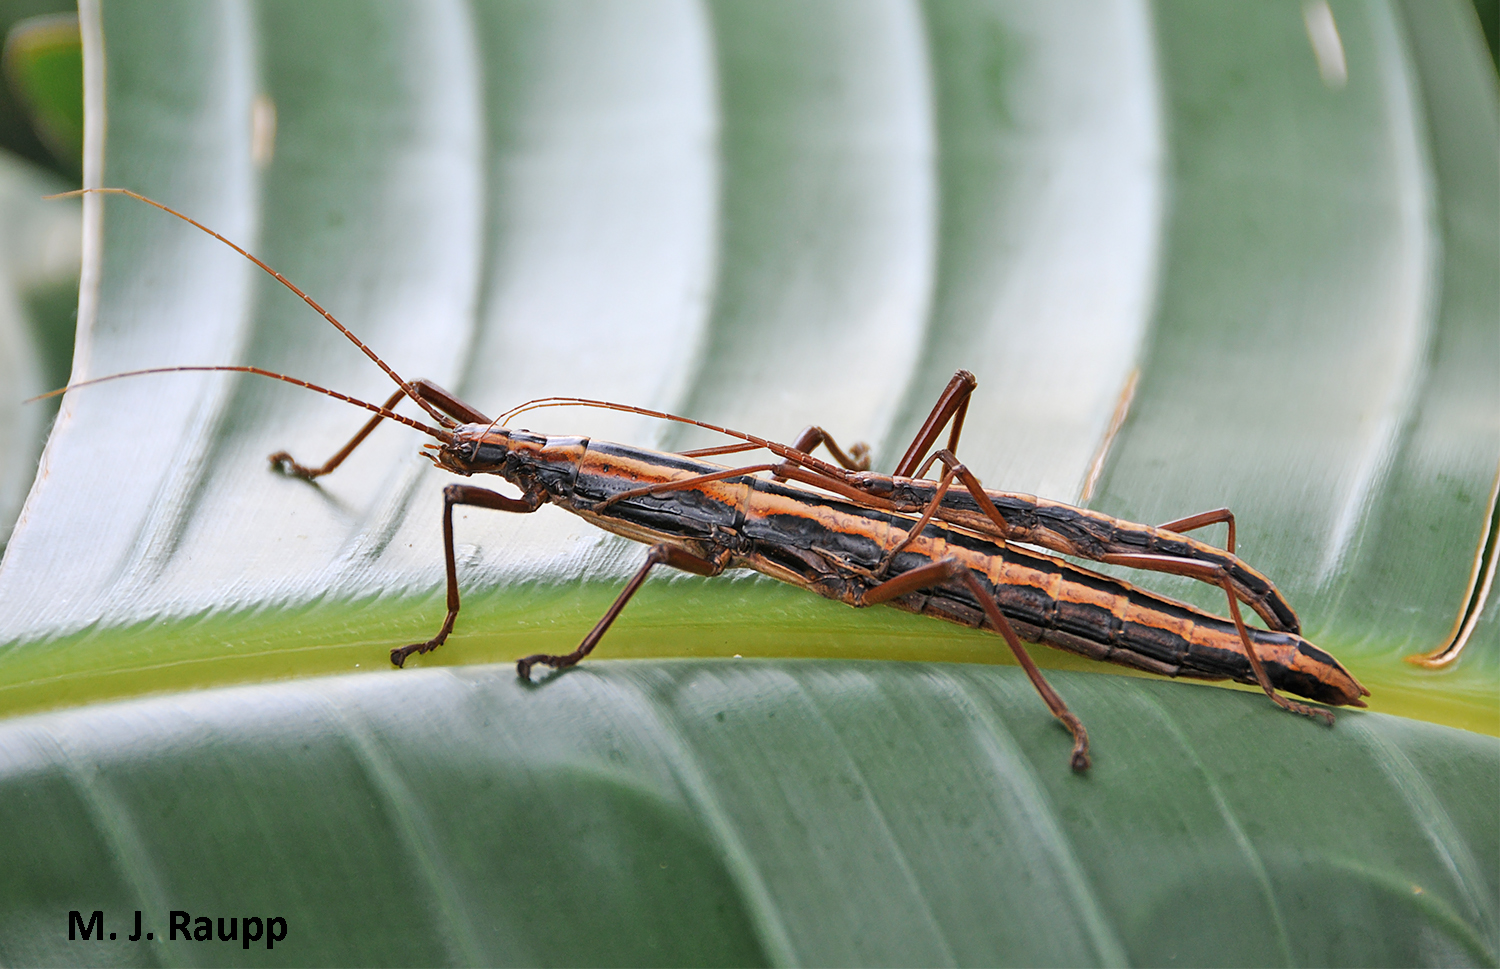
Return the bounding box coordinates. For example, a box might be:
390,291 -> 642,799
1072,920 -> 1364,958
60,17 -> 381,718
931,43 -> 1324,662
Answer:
391,483 -> 546,667
272,379 -> 489,480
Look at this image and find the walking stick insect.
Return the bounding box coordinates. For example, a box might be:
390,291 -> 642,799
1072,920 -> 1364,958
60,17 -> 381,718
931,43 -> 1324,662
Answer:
44,188 -> 1369,771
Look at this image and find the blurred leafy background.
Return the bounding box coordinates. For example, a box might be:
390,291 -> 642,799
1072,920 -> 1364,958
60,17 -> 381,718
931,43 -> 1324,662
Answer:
0,0 -> 1495,965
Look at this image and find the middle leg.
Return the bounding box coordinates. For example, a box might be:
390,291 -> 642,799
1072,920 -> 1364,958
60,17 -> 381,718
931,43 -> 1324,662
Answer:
860,556 -> 1090,771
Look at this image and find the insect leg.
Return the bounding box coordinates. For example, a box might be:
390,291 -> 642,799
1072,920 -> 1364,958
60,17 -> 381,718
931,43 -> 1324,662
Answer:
272,379 -> 486,479
921,449 -> 1017,534
892,370 -> 977,477
516,544 -> 727,680
1156,508 -> 1236,554
410,379 -> 490,425
874,463 -> 962,576
677,421 -> 872,470
1099,552 -> 1337,724
777,426 -> 870,473
272,387 -> 405,479
860,557 -> 1090,772
1145,510 -> 1300,633
391,483 -> 547,668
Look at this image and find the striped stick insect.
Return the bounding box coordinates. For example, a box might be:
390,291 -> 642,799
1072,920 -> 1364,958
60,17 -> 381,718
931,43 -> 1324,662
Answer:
47,189 -> 1369,771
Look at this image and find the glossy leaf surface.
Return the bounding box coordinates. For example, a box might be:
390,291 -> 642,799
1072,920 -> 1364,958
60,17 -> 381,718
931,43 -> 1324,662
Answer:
0,0 -> 1492,726
0,150 -> 77,551
0,1 -> 1496,965
2,663 -> 1497,966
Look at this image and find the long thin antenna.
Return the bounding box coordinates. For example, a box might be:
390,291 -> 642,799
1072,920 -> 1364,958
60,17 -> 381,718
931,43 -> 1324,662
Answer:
29,365 -> 453,442
45,187 -> 452,427
492,396 -> 845,478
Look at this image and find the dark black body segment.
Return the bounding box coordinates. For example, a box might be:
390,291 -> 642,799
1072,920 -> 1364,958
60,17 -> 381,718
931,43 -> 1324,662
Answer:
741,502 -> 886,567
499,431 -> 587,498
565,440 -> 751,550
875,536 -> 1354,705
733,474 -> 1357,705
870,478 -> 1301,634
475,431 -> 1362,707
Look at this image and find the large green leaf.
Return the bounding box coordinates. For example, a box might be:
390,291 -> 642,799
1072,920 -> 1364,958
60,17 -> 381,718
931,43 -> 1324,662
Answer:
0,149 -> 77,551
2,664 -> 1496,967
0,0 -> 1496,965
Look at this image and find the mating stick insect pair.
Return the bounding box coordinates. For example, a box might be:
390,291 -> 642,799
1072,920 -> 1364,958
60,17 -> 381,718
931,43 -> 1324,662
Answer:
47,188 -> 1369,772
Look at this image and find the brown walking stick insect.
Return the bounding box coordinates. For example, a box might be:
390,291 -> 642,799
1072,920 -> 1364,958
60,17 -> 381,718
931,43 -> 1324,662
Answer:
41,188 -> 1370,771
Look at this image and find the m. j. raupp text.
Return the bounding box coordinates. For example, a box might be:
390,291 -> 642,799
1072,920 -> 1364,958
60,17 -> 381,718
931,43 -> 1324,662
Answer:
69,910 -> 288,949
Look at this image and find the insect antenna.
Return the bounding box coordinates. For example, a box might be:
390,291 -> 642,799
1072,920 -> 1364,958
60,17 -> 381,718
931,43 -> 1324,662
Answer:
28,365 -> 453,442
491,396 -> 844,476
493,396 -> 769,446
44,187 -> 453,428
